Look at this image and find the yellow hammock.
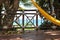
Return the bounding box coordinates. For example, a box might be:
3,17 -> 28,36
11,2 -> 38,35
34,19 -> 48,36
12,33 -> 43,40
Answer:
31,0 -> 60,26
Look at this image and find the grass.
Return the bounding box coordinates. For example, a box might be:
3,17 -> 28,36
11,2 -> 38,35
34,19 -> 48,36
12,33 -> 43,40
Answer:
16,27 -> 35,30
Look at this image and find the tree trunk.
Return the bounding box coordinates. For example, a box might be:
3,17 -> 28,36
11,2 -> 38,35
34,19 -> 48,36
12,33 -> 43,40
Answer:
2,0 -> 19,28
0,4 -> 3,27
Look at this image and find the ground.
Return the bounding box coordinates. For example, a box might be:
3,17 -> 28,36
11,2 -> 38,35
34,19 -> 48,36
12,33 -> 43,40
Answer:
0,30 -> 60,40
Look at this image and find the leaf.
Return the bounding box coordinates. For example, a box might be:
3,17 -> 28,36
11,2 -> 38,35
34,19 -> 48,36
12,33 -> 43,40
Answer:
24,3 -> 32,7
21,0 -> 29,3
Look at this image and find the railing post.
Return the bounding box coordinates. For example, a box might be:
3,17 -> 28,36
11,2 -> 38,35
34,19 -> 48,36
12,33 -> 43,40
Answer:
36,10 -> 38,31
22,11 -> 25,32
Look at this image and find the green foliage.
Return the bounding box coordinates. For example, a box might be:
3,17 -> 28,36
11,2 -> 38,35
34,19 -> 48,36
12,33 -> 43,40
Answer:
24,3 -> 32,7
20,0 -> 29,3
19,0 -> 32,9
36,0 -> 46,7
53,0 -> 60,7
39,21 -> 53,30
36,0 -> 51,10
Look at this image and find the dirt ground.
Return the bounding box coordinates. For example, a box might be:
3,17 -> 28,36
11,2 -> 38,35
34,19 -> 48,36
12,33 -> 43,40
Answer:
0,30 -> 60,40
